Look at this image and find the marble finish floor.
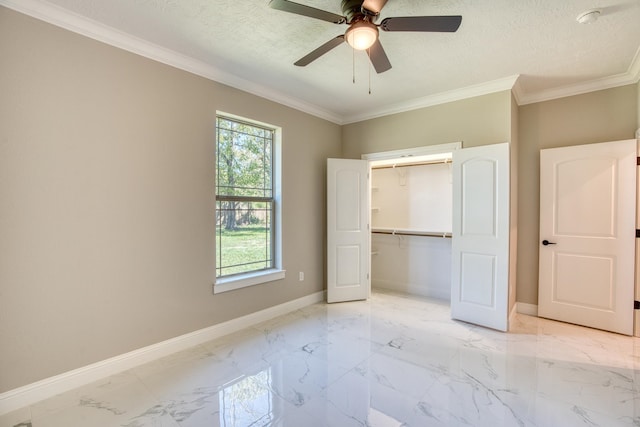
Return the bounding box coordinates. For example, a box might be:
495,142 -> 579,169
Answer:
3,290 -> 640,426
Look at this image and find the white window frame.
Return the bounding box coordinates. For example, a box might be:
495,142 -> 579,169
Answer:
214,112 -> 284,294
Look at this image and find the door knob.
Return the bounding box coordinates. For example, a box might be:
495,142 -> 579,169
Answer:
542,240 -> 556,246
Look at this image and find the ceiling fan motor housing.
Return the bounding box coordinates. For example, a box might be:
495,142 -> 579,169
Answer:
342,0 -> 376,23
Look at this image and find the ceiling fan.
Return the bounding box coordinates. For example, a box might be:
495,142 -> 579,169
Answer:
268,0 -> 462,73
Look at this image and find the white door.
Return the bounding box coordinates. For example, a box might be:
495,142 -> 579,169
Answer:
451,143 -> 510,331
327,158 -> 370,303
538,139 -> 636,335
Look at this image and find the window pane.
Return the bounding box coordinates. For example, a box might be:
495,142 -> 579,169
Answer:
216,118 -> 273,198
216,116 -> 276,280
216,201 -> 273,277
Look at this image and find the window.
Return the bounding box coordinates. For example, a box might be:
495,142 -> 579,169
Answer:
215,114 -> 283,292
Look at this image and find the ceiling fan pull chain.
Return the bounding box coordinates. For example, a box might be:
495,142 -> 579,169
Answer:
352,46 -> 356,84
368,52 -> 372,94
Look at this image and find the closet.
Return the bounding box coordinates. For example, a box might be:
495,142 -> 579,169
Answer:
370,156 -> 453,300
327,141 -> 512,331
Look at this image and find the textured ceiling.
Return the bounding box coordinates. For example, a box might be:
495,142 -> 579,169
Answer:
8,0 -> 640,123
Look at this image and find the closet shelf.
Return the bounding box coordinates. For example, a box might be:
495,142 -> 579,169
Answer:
371,227 -> 451,238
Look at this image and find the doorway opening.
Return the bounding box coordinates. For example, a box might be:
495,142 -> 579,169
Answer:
363,143 -> 460,302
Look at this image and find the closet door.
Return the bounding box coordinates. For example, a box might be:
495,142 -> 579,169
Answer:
327,158 -> 370,303
451,143 -> 510,331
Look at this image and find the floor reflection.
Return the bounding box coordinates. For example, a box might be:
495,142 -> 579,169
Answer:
220,369 -> 274,427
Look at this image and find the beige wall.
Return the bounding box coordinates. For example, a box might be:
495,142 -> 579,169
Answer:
0,7 -> 341,393
517,85 -> 638,305
341,90 -> 512,158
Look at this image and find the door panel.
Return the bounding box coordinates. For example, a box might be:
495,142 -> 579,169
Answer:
555,158 -> 616,236
554,254 -> 613,309
460,253 -> 496,307
451,143 -> 510,331
327,158 -> 370,303
336,169 -> 362,231
538,139 -> 636,335
336,245 -> 361,286
461,159 -> 497,235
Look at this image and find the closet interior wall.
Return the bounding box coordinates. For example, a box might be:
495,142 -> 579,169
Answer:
371,161 -> 453,300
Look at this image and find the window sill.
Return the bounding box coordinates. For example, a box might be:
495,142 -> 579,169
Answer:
214,269 -> 286,294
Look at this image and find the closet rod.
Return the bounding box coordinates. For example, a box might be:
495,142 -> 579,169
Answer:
371,158 -> 451,170
372,229 -> 452,238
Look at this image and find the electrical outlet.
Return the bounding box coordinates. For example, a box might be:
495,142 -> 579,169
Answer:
299,272 -> 304,281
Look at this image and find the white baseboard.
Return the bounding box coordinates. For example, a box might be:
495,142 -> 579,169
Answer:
0,291 -> 325,415
516,302 -> 538,316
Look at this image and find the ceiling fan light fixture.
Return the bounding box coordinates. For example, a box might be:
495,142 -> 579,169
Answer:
345,20 -> 378,50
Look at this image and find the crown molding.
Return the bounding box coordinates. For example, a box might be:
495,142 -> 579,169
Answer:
516,46 -> 640,106
0,0 -> 343,124
511,75 -> 525,105
629,46 -> 640,83
342,75 -> 521,124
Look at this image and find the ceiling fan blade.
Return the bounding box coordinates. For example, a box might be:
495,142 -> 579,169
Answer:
362,0 -> 388,14
380,16 -> 462,32
367,39 -> 392,73
294,36 -> 345,67
269,0 -> 346,24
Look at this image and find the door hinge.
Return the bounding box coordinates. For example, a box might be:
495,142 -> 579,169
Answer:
636,229 -> 640,238
635,301 -> 640,310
